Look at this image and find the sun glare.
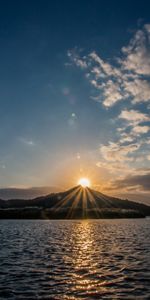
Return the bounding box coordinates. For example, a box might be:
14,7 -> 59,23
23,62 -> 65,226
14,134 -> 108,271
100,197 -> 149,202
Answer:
78,178 -> 91,188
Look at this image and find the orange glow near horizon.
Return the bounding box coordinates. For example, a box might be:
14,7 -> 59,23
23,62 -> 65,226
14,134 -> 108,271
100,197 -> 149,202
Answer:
78,178 -> 91,188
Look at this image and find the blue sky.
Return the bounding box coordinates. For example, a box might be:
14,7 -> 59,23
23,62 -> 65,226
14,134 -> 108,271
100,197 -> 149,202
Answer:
0,1 -> 150,201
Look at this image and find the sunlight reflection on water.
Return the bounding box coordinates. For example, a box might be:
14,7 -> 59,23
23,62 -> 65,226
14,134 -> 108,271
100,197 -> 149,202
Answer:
0,219 -> 150,299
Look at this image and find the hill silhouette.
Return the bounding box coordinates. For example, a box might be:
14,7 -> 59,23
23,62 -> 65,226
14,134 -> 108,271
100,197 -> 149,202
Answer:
0,185 -> 150,219
0,186 -> 62,200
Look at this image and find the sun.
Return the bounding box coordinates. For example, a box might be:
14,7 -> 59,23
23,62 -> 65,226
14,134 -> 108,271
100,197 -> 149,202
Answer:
78,177 -> 91,188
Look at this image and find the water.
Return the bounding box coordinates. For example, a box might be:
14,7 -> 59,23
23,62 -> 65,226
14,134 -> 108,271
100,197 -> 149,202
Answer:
0,219 -> 150,299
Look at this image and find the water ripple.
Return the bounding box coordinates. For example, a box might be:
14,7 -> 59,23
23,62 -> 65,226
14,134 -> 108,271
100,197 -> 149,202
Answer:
0,219 -> 150,299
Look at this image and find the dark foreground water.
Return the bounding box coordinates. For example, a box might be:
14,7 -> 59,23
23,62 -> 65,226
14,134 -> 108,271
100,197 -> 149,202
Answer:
0,219 -> 150,299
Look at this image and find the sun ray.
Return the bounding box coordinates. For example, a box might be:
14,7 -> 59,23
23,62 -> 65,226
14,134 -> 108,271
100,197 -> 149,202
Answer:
67,188 -> 82,218
86,188 -> 100,218
53,186 -> 80,211
82,188 -> 88,218
92,189 -> 114,208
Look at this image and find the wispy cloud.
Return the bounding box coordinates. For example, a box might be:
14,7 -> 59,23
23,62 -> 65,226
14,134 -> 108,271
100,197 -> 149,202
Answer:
121,24 -> 150,75
67,49 -> 88,69
110,173 -> 150,192
19,137 -> 35,146
68,24 -> 150,107
68,23 -> 150,196
100,142 -> 140,162
132,125 -> 150,134
0,163 -> 6,169
119,109 -> 150,126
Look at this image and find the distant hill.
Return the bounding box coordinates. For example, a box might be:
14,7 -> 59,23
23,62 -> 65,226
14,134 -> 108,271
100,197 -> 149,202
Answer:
115,193 -> 150,205
0,186 -> 61,200
0,185 -> 150,219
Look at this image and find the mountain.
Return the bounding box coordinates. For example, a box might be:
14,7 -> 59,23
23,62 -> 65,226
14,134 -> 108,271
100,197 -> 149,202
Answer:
0,185 -> 150,219
0,186 -> 62,200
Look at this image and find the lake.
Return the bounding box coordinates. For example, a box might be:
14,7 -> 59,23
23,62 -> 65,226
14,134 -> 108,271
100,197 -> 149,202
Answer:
0,219 -> 150,299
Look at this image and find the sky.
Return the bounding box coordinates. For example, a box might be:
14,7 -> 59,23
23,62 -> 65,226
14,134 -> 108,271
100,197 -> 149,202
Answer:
0,0 -> 150,202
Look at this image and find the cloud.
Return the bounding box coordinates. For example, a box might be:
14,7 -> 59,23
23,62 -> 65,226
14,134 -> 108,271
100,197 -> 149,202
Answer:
103,80 -> 123,107
89,51 -> 121,78
119,134 -> 135,144
0,163 -> 6,169
119,109 -> 150,126
132,125 -> 150,134
100,142 -> 139,162
111,173 -> 150,191
121,25 -> 150,75
96,160 -> 133,175
118,108 -> 150,144
68,24 -> 150,196
19,137 -> 35,146
68,24 -> 150,107
67,49 -> 88,69
123,79 -> 150,104
118,109 -> 150,138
